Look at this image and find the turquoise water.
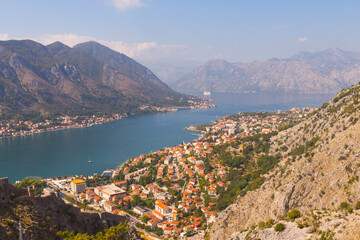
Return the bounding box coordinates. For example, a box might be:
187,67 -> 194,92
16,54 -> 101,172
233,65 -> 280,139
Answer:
0,93 -> 333,182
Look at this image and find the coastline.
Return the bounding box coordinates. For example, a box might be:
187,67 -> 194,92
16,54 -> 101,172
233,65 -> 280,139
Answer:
0,102 -> 215,140
4,104 -> 317,184
115,128 -> 206,171
0,114 -> 127,140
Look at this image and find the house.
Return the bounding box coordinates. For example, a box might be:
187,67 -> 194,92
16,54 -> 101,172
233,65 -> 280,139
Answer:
103,201 -> 117,212
173,228 -> 182,235
209,202 -> 216,208
86,189 -> 96,199
193,221 -> 201,229
153,210 -> 165,221
114,180 -> 127,187
217,181 -> 225,187
170,183 -> 181,191
208,188 -> 217,196
79,192 -> 86,199
205,211 -> 217,223
170,221 -> 180,227
131,189 -> 141,196
95,184 -> 127,201
164,156 -> 172,165
146,214 -> 159,229
184,225 -> 193,231
155,203 -> 171,215
157,222 -> 167,229
167,212 -> 178,221
133,206 -> 149,216
164,227 -> 173,235
140,193 -> 148,199
123,167 -> 130,174
184,206 -> 191,212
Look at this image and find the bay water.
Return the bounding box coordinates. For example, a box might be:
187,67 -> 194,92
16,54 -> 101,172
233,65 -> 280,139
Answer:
0,93 -> 333,182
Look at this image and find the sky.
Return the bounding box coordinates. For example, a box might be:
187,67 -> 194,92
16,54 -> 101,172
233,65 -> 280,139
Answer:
1,0 -> 360,67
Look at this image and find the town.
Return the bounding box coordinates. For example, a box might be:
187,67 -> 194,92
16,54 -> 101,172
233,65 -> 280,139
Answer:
43,107 -> 315,239
0,100 -> 215,139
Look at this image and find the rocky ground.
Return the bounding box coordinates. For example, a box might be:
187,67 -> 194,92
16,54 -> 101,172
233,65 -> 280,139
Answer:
0,180 -> 141,240
210,83 -> 360,239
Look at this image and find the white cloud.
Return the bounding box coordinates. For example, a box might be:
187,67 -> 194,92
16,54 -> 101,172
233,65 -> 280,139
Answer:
298,36 -> 308,42
39,33 -> 96,47
37,33 -> 187,61
101,40 -> 157,58
108,0 -> 145,11
0,33 -> 10,41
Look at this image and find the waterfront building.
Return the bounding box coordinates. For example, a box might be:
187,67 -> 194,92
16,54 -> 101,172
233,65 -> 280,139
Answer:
70,179 -> 86,194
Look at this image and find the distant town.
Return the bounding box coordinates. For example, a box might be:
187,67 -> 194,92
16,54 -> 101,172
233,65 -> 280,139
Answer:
37,106 -> 315,239
0,100 -> 215,139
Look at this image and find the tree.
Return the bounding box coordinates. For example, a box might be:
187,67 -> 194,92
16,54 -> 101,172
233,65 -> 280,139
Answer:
14,178 -> 46,196
287,209 -> 301,221
57,222 -> 129,239
140,215 -> 149,223
154,227 -> 163,236
274,223 -> 285,232
133,195 -> 141,206
340,202 -> 350,210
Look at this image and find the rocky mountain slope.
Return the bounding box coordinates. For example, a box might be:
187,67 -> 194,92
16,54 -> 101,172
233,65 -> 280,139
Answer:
174,48 -> 360,94
0,40 -> 190,117
0,179 -> 141,240
210,82 -> 360,239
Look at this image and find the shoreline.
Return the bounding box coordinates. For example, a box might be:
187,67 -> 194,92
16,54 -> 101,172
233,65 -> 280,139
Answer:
10,117 -> 208,183
115,127 -> 207,171
0,102 -> 216,140
0,115 -> 127,140
7,105 -> 313,184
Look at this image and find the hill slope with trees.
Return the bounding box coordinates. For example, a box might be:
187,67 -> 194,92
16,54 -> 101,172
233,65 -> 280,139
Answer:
210,82 -> 360,239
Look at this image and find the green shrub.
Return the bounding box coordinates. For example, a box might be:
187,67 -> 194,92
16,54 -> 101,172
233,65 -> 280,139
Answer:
340,202 -> 350,210
258,221 -> 265,229
298,221 -> 309,229
274,223 -> 285,232
265,219 -> 275,228
287,209 -> 301,221
321,103 -> 329,109
355,201 -> 360,210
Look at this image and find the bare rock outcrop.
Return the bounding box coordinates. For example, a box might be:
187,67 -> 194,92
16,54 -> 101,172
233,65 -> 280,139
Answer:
210,83 -> 360,239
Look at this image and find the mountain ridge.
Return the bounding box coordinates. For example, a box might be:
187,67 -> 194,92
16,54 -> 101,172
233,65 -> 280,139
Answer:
173,48 -> 360,94
0,39 -> 192,118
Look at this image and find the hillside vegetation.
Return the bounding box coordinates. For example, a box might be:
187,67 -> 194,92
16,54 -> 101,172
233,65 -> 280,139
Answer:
210,82 -> 360,239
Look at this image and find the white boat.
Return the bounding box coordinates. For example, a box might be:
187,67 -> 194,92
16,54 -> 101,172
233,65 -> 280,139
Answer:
203,91 -> 211,96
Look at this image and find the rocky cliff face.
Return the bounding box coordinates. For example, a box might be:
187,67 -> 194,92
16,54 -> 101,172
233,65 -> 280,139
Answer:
210,83 -> 360,239
0,179 -> 141,240
0,40 -> 187,116
174,48 -> 360,94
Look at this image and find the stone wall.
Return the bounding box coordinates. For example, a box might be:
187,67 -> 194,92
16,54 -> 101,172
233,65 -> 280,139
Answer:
0,177 -> 9,202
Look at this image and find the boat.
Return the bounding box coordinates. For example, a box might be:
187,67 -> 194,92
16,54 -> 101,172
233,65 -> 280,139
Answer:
203,91 -> 211,96
88,160 -> 93,163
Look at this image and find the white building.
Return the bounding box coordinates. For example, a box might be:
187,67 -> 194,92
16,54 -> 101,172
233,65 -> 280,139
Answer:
70,179 -> 86,194
94,184 -> 126,201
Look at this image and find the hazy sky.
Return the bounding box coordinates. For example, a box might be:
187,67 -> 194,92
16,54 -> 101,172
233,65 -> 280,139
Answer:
1,0 -> 359,65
